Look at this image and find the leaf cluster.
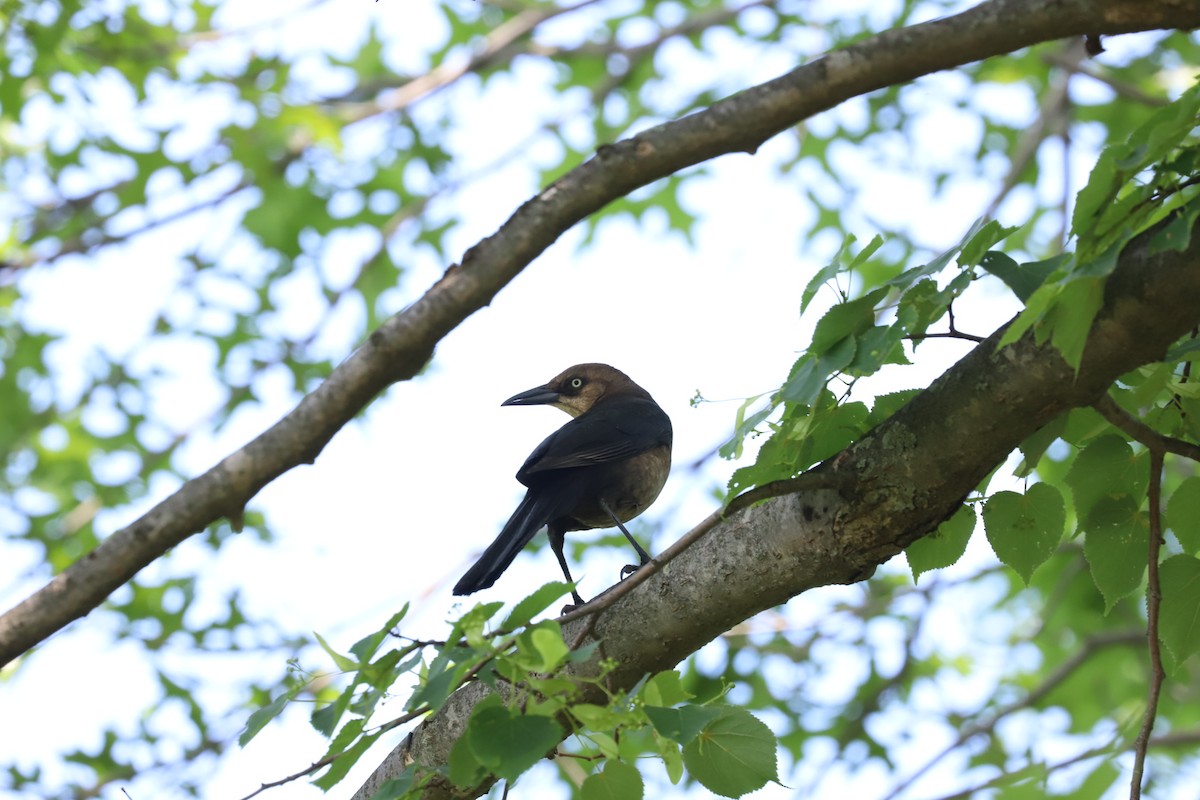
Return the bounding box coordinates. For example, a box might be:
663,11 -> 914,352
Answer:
242,582 -> 780,799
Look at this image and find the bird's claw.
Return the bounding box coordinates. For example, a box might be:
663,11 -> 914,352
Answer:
619,563 -> 641,580
560,592 -> 587,614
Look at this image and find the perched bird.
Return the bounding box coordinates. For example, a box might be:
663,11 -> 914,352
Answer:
453,363 -> 673,607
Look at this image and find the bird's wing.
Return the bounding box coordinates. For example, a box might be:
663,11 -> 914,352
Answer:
516,396 -> 671,481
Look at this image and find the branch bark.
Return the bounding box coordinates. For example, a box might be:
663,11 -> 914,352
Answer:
1,0 -> 1196,679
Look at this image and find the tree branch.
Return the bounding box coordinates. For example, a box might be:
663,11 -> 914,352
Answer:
1130,449 -> 1167,799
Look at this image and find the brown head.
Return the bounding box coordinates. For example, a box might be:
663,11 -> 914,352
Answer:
501,363 -> 652,417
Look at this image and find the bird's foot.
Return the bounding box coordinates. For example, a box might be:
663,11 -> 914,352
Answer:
560,592 -> 587,614
619,563 -> 641,580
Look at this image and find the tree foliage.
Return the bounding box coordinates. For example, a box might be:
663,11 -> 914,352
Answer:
2,0 -> 1200,799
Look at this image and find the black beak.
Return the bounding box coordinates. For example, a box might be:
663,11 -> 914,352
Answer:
502,384 -> 560,407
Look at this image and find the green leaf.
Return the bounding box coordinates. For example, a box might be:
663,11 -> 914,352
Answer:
240,685 -> 301,746
907,503 -> 976,581
846,325 -> 907,376
570,703 -> 621,730
681,706 -> 778,797
1158,554 -> 1200,670
448,728 -> 488,788
581,760 -> 644,800
313,725 -> 380,790
959,220 -> 1018,268
982,484 -> 1065,584
1047,277 -> 1104,369
567,640 -> 602,663
719,395 -> 772,460
982,252 -> 1062,302
368,772 -> 416,800
531,625 -> 569,671
311,688 -> 353,738
1016,414 -> 1067,477
1084,509 -> 1149,613
406,662 -> 464,713
1150,197 -> 1200,254
657,731 -> 685,784
810,289 -> 887,356
349,605 -> 409,662
642,670 -> 693,707
503,582 -> 573,629
1065,435 -> 1146,527
467,703 -> 564,782
778,355 -> 824,407
801,234 -> 882,313
646,704 -> 721,745
868,390 -> 921,426
314,631 -> 359,672
1167,477 -> 1200,554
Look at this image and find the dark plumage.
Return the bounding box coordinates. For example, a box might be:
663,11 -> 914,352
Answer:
453,363 -> 672,606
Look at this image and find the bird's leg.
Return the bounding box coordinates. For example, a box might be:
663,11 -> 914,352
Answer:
599,498 -> 652,580
548,525 -> 586,607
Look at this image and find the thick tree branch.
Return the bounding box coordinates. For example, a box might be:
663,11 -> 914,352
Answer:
353,208 -> 1200,799
1,0 -> 1197,677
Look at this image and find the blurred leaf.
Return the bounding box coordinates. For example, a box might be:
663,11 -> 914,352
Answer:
1167,477 -> 1200,554
1084,508 -> 1149,613
1158,554 -> 1200,670
581,760 -> 644,800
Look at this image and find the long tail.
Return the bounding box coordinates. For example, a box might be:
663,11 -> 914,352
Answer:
454,490 -> 561,595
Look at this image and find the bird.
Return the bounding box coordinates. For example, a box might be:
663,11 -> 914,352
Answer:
453,363 -> 673,607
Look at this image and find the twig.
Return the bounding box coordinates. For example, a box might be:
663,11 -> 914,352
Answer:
340,0 -> 606,122
906,304 -> 986,343
1093,394 -> 1200,462
1091,393 -> 1179,799
1042,52 -> 1169,107
373,705 -> 432,736
1130,448 -> 1166,800
238,751 -> 344,800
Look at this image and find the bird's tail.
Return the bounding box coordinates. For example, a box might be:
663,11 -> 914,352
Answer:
454,491 -> 561,596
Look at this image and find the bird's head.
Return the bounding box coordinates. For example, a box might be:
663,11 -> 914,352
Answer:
501,363 -> 647,417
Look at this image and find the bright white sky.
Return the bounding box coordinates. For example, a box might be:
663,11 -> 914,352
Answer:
1,0 -> 1185,798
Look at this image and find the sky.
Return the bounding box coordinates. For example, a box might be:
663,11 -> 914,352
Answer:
0,0 -> 1184,798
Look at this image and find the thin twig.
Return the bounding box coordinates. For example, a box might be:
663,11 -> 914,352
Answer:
1094,394 -> 1200,462
340,0 -> 607,122
1042,52 -> 1169,107
906,304 -> 987,343
238,751 -> 344,800
374,705 -> 432,736
1130,449 -> 1166,800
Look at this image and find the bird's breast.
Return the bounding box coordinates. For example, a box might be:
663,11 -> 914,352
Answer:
564,444 -> 672,530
